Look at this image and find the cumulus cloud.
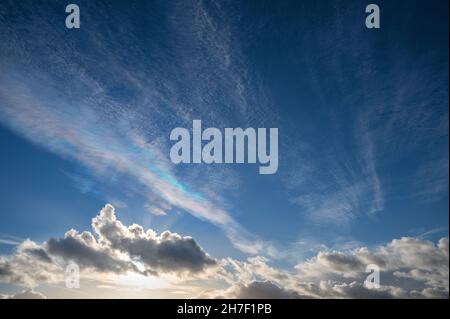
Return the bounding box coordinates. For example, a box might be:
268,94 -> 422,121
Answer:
199,281 -> 305,299
0,204 -> 217,290
0,240 -> 62,287
91,204 -> 216,273
0,204 -> 448,299
201,237 -> 448,299
46,229 -> 136,274
0,0 -> 274,257
1,289 -> 46,299
295,237 -> 449,294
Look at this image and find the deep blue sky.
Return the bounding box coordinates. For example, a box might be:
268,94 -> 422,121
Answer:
0,0 -> 448,269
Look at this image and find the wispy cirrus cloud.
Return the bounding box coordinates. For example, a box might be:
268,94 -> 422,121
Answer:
0,233 -> 23,246
280,1 -> 447,226
0,0 -> 275,255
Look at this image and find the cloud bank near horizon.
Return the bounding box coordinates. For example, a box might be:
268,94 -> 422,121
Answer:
0,204 -> 447,299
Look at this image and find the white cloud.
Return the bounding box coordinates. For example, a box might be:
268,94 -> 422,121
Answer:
0,204 -> 218,290
91,204 -> 217,274
0,0 -> 275,257
203,237 -> 449,299
294,237 -> 448,289
0,205 -> 448,298
198,281 -> 304,299
1,289 -> 46,299
145,204 -> 167,216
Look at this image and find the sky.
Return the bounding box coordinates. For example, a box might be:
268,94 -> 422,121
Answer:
0,0 -> 448,299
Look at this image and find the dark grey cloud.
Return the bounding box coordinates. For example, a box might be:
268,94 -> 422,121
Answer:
92,204 -> 217,274
0,259 -> 22,283
0,205 -> 447,299
317,251 -> 365,274
46,230 -> 133,274
18,241 -> 52,264
43,204 -> 217,275
208,236 -> 449,299
0,204 -> 217,291
295,237 -> 449,291
213,281 -> 305,299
